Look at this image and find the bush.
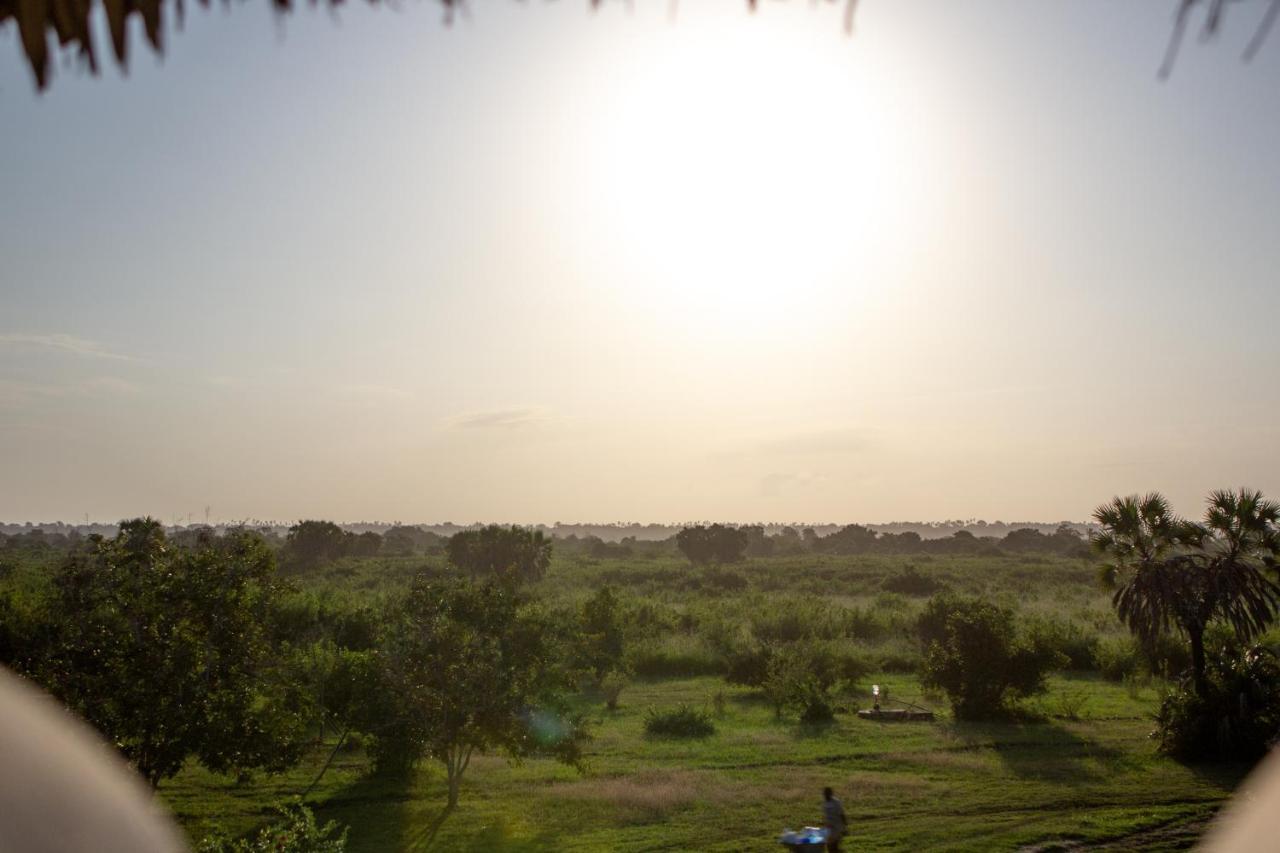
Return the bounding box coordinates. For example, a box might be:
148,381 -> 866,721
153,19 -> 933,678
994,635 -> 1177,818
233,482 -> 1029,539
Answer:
881,566 -> 944,597
918,595 -> 1065,720
1154,645 -> 1280,762
1024,615 -> 1099,670
759,642 -> 859,721
1096,636 -> 1144,682
197,803 -> 347,853
700,567 -> 749,593
643,704 -> 716,738
724,642 -> 773,687
627,637 -> 724,678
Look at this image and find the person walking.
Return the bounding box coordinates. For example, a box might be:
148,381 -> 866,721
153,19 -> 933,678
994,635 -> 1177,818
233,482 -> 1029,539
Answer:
822,787 -> 847,852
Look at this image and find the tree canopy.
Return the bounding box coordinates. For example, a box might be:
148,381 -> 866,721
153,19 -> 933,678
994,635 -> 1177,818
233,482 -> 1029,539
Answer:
445,524 -> 552,582
1092,489 -> 1280,699
36,519 -> 307,787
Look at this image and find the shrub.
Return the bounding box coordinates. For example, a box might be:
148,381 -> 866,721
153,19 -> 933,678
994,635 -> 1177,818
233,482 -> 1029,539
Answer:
1154,645 -> 1280,762
627,637 -> 724,678
876,649 -> 922,674
881,566 -> 944,597
1025,615 -> 1099,670
643,705 -> 716,738
701,567 -> 749,593
797,685 -> 836,724
601,670 -> 630,711
1096,636 -> 1144,682
724,642 -> 773,687
918,595 -> 1065,720
197,803 -> 347,853
759,642 -> 857,721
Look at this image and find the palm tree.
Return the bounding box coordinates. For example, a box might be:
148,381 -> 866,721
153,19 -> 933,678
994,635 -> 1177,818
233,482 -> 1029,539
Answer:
1093,490 -> 1280,698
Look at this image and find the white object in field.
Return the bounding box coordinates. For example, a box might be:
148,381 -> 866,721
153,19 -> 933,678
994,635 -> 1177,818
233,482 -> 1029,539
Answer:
0,666 -> 187,852
779,826 -> 827,851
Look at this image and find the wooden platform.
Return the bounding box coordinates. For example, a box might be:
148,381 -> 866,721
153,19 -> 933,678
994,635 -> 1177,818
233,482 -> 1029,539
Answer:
857,708 -> 935,722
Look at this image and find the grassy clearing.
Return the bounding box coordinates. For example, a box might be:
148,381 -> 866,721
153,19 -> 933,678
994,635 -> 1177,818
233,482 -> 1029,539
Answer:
162,673 -> 1247,851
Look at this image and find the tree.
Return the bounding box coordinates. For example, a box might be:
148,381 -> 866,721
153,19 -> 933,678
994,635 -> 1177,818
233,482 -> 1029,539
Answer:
918,595 -> 1063,719
283,520 -> 351,572
377,574 -> 586,807
578,585 -> 626,682
445,525 -> 552,583
1092,490 -> 1280,699
675,524 -> 747,565
818,523 -> 879,555
41,520 -> 306,787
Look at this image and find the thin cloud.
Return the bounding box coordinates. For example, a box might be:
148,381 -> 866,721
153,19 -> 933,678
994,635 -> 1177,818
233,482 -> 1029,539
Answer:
83,376 -> 142,395
757,427 -> 876,456
336,383 -> 413,400
449,407 -> 550,430
0,333 -> 137,361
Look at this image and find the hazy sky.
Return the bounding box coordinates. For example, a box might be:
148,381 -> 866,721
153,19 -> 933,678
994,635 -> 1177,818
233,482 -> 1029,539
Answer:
2,0 -> 1279,524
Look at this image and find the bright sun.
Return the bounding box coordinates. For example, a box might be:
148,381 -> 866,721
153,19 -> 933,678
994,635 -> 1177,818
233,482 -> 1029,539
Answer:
583,10 -> 927,338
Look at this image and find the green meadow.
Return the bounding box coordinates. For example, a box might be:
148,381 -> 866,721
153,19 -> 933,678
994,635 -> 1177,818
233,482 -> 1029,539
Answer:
160,551 -> 1255,851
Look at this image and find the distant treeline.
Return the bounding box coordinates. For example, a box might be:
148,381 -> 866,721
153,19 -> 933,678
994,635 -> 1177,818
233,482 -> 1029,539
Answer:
0,519 -> 1093,543
0,519 -> 1092,571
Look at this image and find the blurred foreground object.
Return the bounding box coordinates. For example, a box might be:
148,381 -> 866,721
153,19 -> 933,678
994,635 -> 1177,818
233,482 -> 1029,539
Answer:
0,666 -> 187,853
1202,749 -> 1280,853
1,0 -> 1273,90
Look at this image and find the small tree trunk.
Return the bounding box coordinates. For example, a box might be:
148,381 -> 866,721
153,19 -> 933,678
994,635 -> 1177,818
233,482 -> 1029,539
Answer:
1189,626 -> 1209,699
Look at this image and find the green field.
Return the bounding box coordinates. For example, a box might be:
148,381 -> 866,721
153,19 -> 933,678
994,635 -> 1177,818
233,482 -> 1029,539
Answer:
159,551 -> 1254,851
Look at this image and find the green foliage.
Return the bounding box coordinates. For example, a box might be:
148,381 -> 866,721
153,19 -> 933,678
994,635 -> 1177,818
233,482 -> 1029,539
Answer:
445,525 -> 552,583
1024,614 -> 1099,670
675,524 -> 748,566
643,704 -> 715,738
1095,636 -> 1144,682
1093,490 -> 1280,697
880,565 -> 945,597
755,641 -> 863,720
919,595 -> 1065,720
41,519 -> 307,786
197,803 -> 347,853
579,585 -> 626,681
1154,645 -> 1280,762
374,574 -> 586,805
284,521 -> 374,573
626,636 -> 724,678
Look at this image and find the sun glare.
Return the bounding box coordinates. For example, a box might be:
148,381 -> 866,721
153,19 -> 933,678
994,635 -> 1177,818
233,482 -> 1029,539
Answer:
584,14 -> 927,338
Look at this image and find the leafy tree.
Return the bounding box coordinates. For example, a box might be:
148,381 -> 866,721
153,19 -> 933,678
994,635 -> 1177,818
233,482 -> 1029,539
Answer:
348,531 -> 383,558
283,520 -> 351,572
445,525 -> 552,583
675,524 -> 747,565
41,520 -> 307,787
817,523 -> 879,555
376,574 -> 586,807
918,595 -> 1063,719
578,585 -> 626,682
1092,490 -> 1280,698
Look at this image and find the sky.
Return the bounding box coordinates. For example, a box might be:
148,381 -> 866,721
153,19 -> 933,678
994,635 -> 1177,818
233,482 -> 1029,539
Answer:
2,0 -> 1280,525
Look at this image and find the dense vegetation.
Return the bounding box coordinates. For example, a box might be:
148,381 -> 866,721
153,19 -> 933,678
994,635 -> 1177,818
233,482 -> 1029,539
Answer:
1,494 -> 1278,850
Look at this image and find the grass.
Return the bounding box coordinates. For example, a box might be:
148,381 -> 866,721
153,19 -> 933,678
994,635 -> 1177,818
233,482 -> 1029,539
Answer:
161,673 -> 1248,851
